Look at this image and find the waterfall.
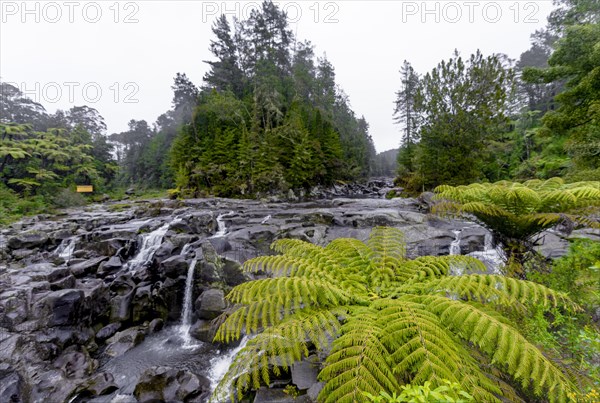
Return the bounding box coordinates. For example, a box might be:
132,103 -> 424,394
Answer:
178,257 -> 198,346
449,230 -> 461,256
261,215 -> 271,224
468,232 -> 505,274
212,211 -> 234,238
126,220 -> 177,270
54,237 -> 77,262
208,336 -> 250,399
448,230 -> 464,276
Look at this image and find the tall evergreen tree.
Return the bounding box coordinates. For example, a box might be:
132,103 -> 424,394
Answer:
393,61 -> 421,176
412,51 -> 515,189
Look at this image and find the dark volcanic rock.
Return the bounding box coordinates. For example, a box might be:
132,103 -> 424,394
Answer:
291,356 -> 320,390
69,256 -> 109,278
159,255 -> 189,278
105,327 -> 146,357
0,364 -> 25,403
33,289 -> 84,327
195,289 -> 226,320
190,320 -> 215,343
133,366 -> 210,402
7,232 -> 48,249
75,372 -> 118,398
96,322 -> 122,341
254,388 -> 312,402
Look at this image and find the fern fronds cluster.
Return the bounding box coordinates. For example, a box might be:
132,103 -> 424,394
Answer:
433,178 -> 600,275
212,227 -> 586,402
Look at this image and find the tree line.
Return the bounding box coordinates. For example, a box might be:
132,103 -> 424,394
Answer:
393,0 -> 600,191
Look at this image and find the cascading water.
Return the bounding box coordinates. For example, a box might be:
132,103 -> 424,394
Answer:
449,230 -> 461,256
54,237 -> 77,262
261,214 -> 271,224
468,232 -> 505,274
126,221 -> 177,270
179,251 -> 198,347
212,211 -> 234,238
208,336 -> 250,399
449,230 -> 464,276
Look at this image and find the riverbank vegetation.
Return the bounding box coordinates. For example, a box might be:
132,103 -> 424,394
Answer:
393,0 -> 600,191
212,227 -> 596,402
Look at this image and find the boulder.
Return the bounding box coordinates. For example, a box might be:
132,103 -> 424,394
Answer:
291,356 -> 320,390
88,238 -> 130,257
98,256 -> 123,274
105,327 -> 145,357
254,388 -> 312,403
187,212 -> 216,234
535,231 -> 570,259
76,372 -> 118,397
96,322 -> 122,341
33,289 -> 84,327
133,366 -> 210,402
50,274 -> 76,291
159,255 -> 189,278
109,277 -> 136,323
0,364 -> 24,403
53,350 -> 94,379
222,258 -> 248,286
7,232 -> 48,249
148,318 -> 164,334
69,256 -> 109,278
131,284 -> 153,323
196,289 -> 226,320
154,241 -> 175,263
190,320 -> 214,343
307,382 -> 324,401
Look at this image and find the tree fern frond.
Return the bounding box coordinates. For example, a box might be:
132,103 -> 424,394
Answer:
213,307 -> 346,401
216,277 -> 356,342
402,274 -> 579,312
425,295 -> 578,402
367,226 -> 406,268
403,255 -> 487,283
319,309 -> 400,403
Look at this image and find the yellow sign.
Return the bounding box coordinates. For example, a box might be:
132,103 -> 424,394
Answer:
76,185 -> 94,193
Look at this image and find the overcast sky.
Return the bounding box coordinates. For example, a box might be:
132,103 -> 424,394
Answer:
1,0 -> 554,152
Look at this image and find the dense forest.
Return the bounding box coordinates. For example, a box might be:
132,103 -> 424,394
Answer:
393,0 -> 600,191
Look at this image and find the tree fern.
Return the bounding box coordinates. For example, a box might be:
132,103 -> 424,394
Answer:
212,227 -> 587,402
433,178 -> 600,276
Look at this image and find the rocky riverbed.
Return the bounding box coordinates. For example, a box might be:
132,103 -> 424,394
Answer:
0,195 -> 592,403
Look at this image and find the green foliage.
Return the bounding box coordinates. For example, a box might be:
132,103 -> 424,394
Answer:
168,2 -> 375,197
523,22 -> 600,176
526,239 -> 600,384
0,182 -> 48,225
363,380 -> 474,403
52,188 -> 87,208
212,227 -> 585,402
531,239 -> 600,309
433,178 -> 600,276
393,51 -> 515,191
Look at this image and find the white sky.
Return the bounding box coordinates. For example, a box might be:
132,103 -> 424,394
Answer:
0,0 -> 554,152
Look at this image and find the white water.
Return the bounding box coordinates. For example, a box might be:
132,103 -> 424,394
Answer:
178,257 -> 198,347
261,214 -> 271,224
126,221 -> 177,270
449,230 -> 461,256
468,232 -> 505,274
208,336 -> 250,400
449,230 -> 464,276
55,237 -> 77,262
212,211 -> 234,238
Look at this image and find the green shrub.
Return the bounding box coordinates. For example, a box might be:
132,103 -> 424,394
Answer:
52,188 -> 87,208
